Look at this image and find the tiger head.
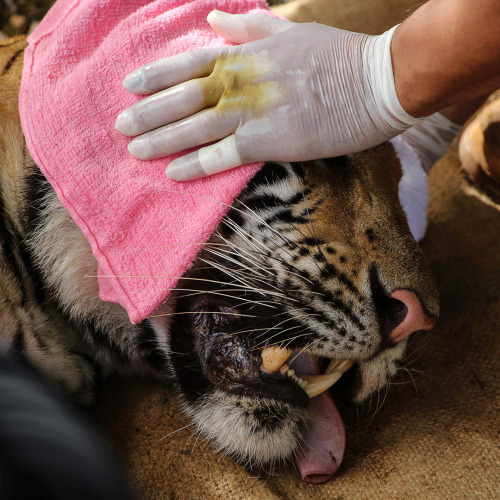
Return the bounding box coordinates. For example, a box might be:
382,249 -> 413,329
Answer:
161,145 -> 439,481
1,36 -> 438,482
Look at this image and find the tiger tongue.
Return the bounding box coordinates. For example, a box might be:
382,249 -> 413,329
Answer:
289,353 -> 345,483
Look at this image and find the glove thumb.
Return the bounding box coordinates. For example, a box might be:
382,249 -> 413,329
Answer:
207,10 -> 294,44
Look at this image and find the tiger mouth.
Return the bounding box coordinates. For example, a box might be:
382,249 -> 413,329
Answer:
260,345 -> 355,399
182,296 -> 358,409
258,345 -> 354,483
170,295 -> 357,482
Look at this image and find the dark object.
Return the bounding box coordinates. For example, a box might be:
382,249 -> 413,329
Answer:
0,349 -> 136,500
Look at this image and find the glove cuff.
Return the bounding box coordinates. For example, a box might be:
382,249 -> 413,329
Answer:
397,112 -> 463,172
363,26 -> 424,137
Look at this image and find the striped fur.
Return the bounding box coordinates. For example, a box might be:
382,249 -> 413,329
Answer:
0,38 -> 438,466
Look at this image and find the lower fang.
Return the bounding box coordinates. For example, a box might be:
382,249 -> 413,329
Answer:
325,359 -> 354,374
300,372 -> 344,398
300,360 -> 354,398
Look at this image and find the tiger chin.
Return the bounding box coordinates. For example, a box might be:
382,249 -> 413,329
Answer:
1,37 -> 438,482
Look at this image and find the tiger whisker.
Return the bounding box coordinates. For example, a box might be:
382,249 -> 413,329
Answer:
257,314 -> 320,346
228,325 -> 285,336
152,421 -> 195,445
221,216 -> 301,270
282,331 -> 316,349
197,259 -> 271,298
252,325 -> 306,349
199,258 -> 300,304
230,198 -> 301,259
169,289 -> 280,309
204,244 -> 275,277
287,341 -> 316,364
204,247 -> 274,277
149,311 -> 258,318
213,224 -> 324,294
249,330 -> 314,353
203,251 -> 310,299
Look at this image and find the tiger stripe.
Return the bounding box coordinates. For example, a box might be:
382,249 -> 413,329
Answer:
0,33 -> 439,466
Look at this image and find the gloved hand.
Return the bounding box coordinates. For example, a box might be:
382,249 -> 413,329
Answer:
115,10 -> 422,181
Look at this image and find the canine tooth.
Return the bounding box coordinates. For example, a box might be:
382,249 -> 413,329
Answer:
298,359 -> 354,397
260,346 -> 293,373
300,372 -> 344,398
325,359 -> 355,374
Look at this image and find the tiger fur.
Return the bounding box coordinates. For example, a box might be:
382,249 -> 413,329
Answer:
0,37 -> 439,467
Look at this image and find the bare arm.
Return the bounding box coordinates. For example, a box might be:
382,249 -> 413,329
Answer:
115,1 -> 500,178
392,0 -> 500,118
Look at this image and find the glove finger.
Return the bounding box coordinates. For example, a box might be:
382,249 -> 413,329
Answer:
207,10 -> 294,44
122,46 -> 226,94
127,109 -> 239,160
116,76 -> 225,136
165,135 -> 244,181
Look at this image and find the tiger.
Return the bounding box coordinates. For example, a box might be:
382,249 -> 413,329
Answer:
0,36 -> 439,479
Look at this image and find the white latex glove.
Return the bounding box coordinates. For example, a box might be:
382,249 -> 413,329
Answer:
115,10 -> 422,181
397,112 -> 462,173
392,112 -> 462,241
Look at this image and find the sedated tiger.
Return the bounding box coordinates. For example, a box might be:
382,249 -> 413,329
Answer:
0,36 -> 438,481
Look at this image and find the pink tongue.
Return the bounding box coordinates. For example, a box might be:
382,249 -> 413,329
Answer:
289,353 -> 345,483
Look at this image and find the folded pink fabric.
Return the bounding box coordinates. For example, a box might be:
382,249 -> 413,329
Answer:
20,0 -> 271,323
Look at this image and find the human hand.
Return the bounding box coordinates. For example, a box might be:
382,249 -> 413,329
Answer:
115,11 -> 421,180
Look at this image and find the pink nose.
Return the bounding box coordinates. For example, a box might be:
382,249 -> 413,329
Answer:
388,290 -> 437,343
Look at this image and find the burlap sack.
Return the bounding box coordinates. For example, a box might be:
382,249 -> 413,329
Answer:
95,1 -> 500,498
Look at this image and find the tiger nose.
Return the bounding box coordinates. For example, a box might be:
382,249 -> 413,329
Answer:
388,290 -> 437,343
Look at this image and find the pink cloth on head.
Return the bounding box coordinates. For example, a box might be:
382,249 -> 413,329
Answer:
19,0 -> 271,324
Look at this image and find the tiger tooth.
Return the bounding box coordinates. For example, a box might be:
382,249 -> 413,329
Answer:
325,358 -> 355,374
299,359 -> 354,398
260,346 -> 293,373
296,376 -> 308,389
325,359 -> 343,374
300,372 -> 344,398
262,350 -> 354,398
279,363 -> 290,376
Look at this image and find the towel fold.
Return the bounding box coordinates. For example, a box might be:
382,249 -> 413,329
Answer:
20,0 -> 271,323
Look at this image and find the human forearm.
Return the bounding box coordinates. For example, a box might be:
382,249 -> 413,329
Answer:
392,0 -> 500,118
115,2 -> 500,178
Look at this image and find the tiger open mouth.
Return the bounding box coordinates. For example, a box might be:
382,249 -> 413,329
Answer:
258,346 -> 357,483
170,296 -> 361,483
257,345 -> 356,483
190,298 -> 357,409
260,345 -> 354,398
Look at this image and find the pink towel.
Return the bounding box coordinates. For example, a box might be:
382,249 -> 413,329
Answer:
20,0 -> 272,324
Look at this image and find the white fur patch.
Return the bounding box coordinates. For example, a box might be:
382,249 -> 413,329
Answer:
186,390 -> 306,466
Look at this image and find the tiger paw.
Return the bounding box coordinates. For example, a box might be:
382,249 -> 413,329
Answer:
459,98 -> 500,206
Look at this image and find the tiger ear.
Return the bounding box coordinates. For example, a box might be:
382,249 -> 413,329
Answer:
459,99 -> 500,208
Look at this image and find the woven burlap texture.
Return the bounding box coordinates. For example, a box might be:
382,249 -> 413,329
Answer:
95,1 -> 500,498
